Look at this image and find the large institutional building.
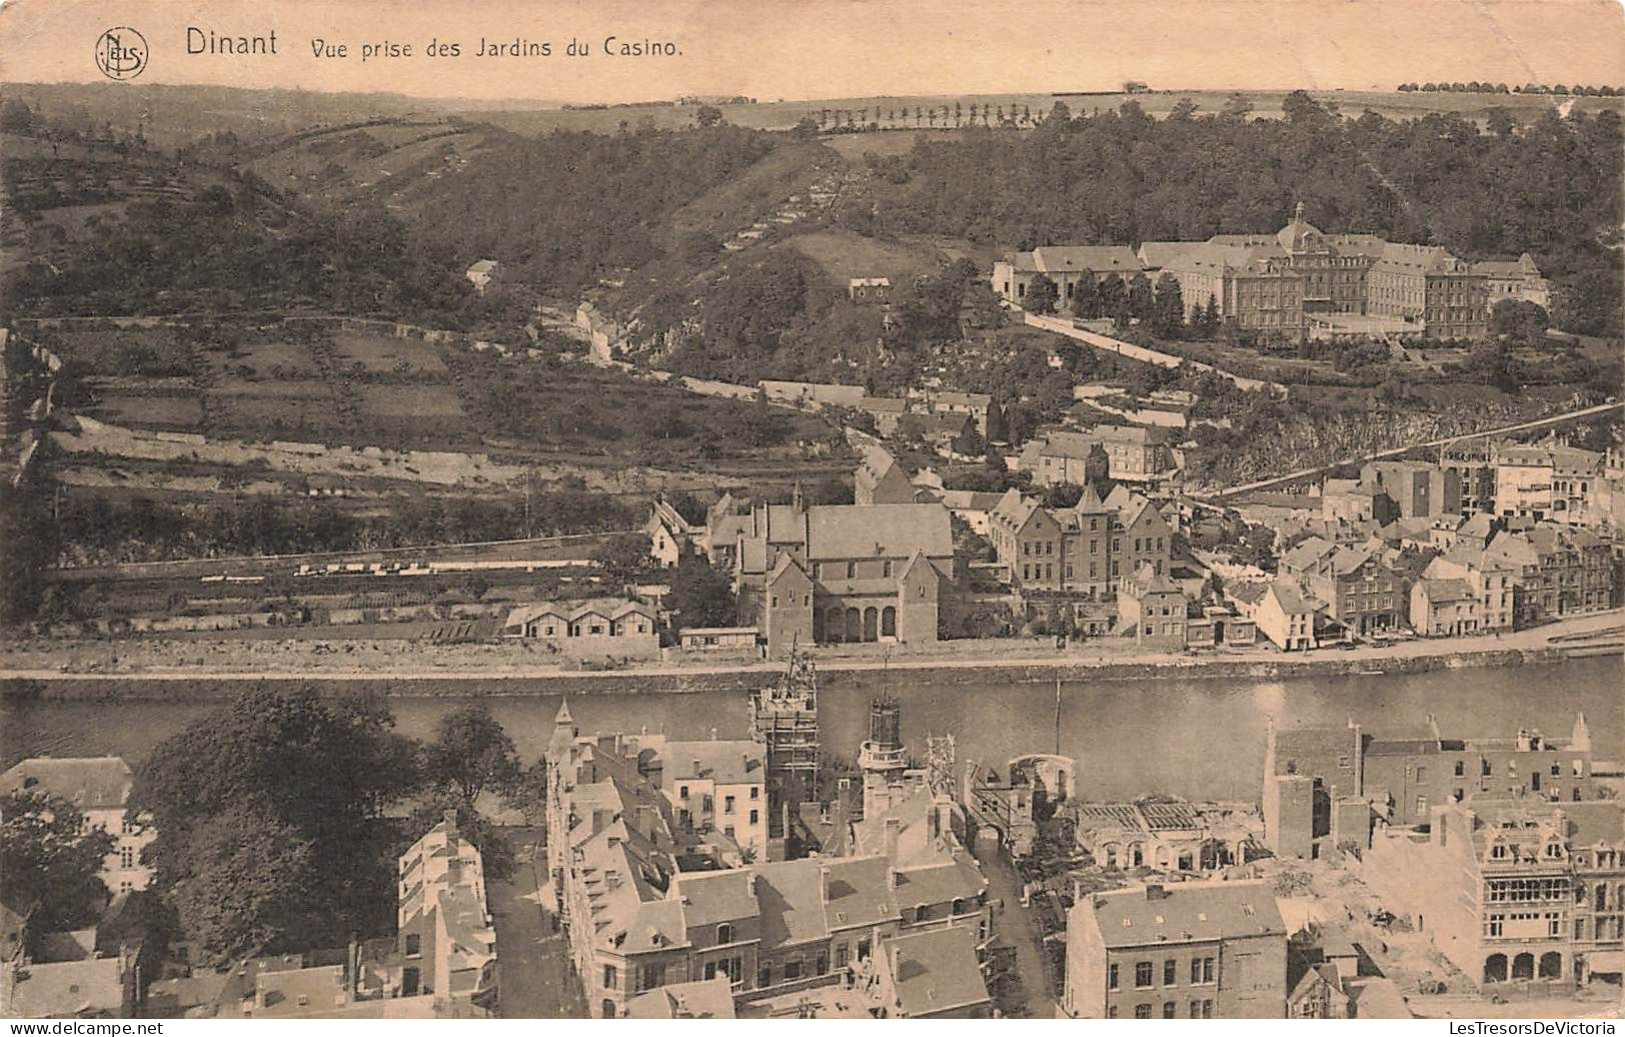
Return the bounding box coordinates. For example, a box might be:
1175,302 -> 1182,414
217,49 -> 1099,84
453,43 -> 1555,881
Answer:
993,205 -> 1552,339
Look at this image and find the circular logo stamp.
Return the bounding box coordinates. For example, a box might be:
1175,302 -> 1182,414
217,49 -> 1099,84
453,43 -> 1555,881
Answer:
95,27 -> 148,80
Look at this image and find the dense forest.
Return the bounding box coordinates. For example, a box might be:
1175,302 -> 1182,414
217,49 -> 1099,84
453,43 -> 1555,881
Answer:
394,124 -> 775,289
2,115 -> 779,320
835,92 -> 1624,335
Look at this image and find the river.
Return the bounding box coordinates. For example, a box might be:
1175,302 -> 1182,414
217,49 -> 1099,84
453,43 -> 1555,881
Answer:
2,655 -> 1619,804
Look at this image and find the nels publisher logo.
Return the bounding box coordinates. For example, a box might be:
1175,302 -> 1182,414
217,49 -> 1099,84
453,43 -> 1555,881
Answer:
94,26 -> 148,80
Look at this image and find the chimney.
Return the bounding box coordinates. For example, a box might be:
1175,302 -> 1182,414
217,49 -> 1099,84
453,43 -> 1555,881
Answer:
884,817 -> 901,862
443,808 -> 459,829
819,865 -> 831,902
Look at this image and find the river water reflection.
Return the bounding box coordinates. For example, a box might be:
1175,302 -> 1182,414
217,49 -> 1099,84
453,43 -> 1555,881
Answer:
3,655 -> 1619,803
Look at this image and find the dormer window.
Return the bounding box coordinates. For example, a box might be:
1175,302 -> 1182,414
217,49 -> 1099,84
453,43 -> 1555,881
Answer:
1491,843 -> 1509,859
717,923 -> 734,944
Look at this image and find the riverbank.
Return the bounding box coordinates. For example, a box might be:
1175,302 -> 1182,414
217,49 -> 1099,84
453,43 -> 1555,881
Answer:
2,610 -> 1619,700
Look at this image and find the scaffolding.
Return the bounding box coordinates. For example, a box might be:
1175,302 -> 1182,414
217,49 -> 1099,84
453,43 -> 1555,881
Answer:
751,644 -> 819,838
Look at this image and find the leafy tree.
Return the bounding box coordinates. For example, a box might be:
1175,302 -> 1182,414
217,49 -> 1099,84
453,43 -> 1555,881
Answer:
1127,272 -> 1155,320
131,688 -> 421,964
696,105 -> 725,127
1221,93 -> 1255,120
1069,275 -> 1100,318
1043,482 -> 1084,508
1151,273 -> 1185,337
0,790 -> 116,931
425,703 -> 522,809
593,532 -> 654,587
1023,274 -> 1059,314
1490,298 -> 1549,344
175,809 -> 325,963
1096,274 -> 1126,316
666,556 -> 737,631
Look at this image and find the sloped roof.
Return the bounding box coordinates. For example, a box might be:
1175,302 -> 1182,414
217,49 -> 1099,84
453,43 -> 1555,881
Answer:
1373,242 -> 1476,276
1126,562 -> 1183,598
1136,241 -> 1193,269
806,504 -> 952,561
503,598 -> 656,630
892,854 -> 985,909
1346,976 -> 1412,1019
0,757 -> 134,810
882,926 -> 992,1017
675,868 -> 758,931
855,444 -> 903,496
1281,536 -> 1336,573
625,977 -> 736,1019
2,957 -> 125,1018
1417,578 -> 1474,604
750,858 -> 831,951
660,741 -> 764,785
1089,880 -> 1285,949
1266,581 -> 1314,614
822,855 -> 899,931
1022,245 -> 1144,274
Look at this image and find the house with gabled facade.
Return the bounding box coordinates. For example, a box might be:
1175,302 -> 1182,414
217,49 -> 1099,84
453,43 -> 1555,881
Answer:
501,599 -> 659,658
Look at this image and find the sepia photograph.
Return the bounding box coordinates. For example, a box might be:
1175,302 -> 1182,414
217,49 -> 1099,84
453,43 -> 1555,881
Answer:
0,0 -> 1622,1025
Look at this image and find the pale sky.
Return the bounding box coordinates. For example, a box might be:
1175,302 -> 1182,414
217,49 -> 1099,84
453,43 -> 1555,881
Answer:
0,0 -> 1621,104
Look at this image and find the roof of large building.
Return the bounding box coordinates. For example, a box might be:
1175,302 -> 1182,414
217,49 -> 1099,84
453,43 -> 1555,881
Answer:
805,504 -> 952,561
1087,879 -> 1286,949
1372,242 -> 1479,276
880,926 -> 991,1017
1006,245 -> 1143,275
0,757 -> 134,810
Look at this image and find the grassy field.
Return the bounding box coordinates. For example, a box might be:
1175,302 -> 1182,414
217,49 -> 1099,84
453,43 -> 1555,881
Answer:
331,331 -> 450,375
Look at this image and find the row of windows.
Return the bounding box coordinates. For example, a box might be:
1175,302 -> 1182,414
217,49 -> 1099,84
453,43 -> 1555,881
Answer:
677,785 -> 760,802
1108,957 -> 1216,991
1486,878 -> 1571,901
1108,1000 -> 1214,1019
811,561 -> 892,580
533,620 -> 651,637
